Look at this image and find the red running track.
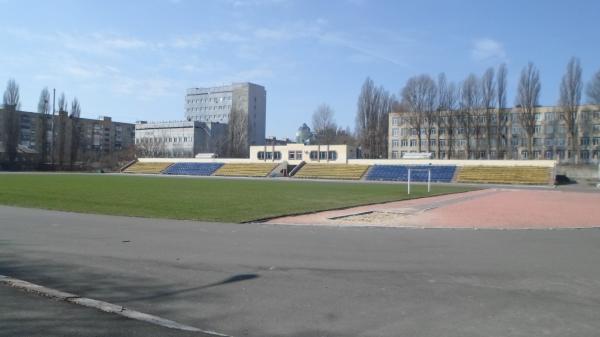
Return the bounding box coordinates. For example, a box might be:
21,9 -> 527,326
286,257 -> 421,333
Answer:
267,189 -> 600,229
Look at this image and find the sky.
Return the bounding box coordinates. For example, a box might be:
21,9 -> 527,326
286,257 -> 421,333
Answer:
1,0 -> 599,139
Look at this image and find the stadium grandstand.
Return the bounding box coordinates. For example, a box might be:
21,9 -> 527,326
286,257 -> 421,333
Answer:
124,144 -> 557,185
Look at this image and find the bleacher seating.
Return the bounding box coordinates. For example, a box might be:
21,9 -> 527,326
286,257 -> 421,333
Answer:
456,166 -> 552,185
294,164 -> 369,180
123,162 -> 173,174
164,162 -> 224,176
214,163 -> 278,177
366,165 -> 456,182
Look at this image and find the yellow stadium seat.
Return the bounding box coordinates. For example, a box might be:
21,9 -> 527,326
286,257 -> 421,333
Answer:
214,163 -> 278,177
456,166 -> 551,185
123,162 -> 173,174
294,164 -> 369,180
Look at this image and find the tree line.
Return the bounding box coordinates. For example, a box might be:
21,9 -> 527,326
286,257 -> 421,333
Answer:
353,58 -> 600,160
396,58 -> 600,160
1,78 -> 88,169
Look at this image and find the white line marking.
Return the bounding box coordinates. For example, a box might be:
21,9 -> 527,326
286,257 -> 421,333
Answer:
0,275 -> 231,336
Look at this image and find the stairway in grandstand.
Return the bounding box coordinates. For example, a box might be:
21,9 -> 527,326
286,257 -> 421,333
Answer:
213,163 -> 278,177
123,162 -> 173,174
293,164 -> 369,180
365,165 -> 457,182
164,162 -> 224,176
455,166 -> 552,185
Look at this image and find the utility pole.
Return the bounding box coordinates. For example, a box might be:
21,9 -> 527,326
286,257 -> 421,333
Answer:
51,88 -> 55,168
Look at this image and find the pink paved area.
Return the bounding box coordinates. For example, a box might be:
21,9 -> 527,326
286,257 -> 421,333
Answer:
266,189 -> 600,229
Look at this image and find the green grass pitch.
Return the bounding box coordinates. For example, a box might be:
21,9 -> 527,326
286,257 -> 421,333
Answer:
0,174 -> 474,223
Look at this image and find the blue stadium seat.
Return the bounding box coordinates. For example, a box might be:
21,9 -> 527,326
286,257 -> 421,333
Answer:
163,162 -> 224,176
365,165 -> 456,182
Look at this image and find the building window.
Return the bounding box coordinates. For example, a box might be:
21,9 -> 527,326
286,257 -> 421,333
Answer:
392,139 -> 399,148
545,150 -> 553,159
392,128 -> 399,137
288,151 -> 295,160
581,137 -> 590,146
258,151 -> 282,160
410,139 -> 417,146
392,117 -> 399,126
391,151 -> 399,159
581,150 -> 590,160
401,139 -> 408,147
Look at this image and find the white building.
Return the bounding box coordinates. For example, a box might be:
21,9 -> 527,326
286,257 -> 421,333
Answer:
135,121 -> 227,158
185,82 -> 266,146
249,143 -> 358,164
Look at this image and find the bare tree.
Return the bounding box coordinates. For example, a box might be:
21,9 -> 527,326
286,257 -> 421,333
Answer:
436,73 -> 448,159
70,98 -> 82,169
558,57 -> 583,163
356,77 -> 393,158
587,69 -> 600,104
57,93 -> 68,168
227,108 -> 248,158
3,79 -> 21,109
481,67 -> 496,159
334,126 -> 356,146
458,74 -> 481,159
37,87 -> 51,165
2,79 -> 21,166
57,92 -> 67,113
496,63 -> 508,159
515,62 -> 541,158
401,75 -> 436,153
312,103 -> 337,146
437,75 -> 458,159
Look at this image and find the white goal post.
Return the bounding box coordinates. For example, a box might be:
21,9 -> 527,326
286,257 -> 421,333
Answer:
407,168 -> 431,195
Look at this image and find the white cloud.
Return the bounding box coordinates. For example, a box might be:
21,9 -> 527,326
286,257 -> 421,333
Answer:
471,38 -> 507,62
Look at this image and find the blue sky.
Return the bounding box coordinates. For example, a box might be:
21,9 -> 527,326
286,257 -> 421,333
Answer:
1,0 -> 599,138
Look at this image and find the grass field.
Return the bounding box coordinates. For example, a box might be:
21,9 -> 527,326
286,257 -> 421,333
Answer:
0,174 -> 474,222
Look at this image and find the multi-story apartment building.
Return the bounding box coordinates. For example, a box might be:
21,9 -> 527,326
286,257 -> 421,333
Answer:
185,82 -> 266,146
0,107 -> 135,168
134,120 -> 227,158
388,105 -> 600,163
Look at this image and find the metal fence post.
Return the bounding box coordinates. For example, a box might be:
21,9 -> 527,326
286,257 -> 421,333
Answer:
407,168 -> 411,195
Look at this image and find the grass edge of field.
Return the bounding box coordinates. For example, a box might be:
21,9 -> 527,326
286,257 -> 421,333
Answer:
0,174 -> 478,223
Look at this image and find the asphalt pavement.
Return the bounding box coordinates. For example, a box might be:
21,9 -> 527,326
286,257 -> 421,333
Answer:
1,205 -> 599,337
0,285 -> 215,337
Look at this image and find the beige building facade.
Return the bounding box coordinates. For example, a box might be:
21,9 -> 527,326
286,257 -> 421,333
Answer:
388,105 -> 600,163
249,144 -> 357,164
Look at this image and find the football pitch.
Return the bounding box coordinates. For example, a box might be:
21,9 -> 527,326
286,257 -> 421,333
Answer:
0,174 -> 474,223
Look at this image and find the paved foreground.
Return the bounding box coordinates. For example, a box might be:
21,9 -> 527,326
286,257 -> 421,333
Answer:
1,205 -> 600,336
0,285 -> 212,337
